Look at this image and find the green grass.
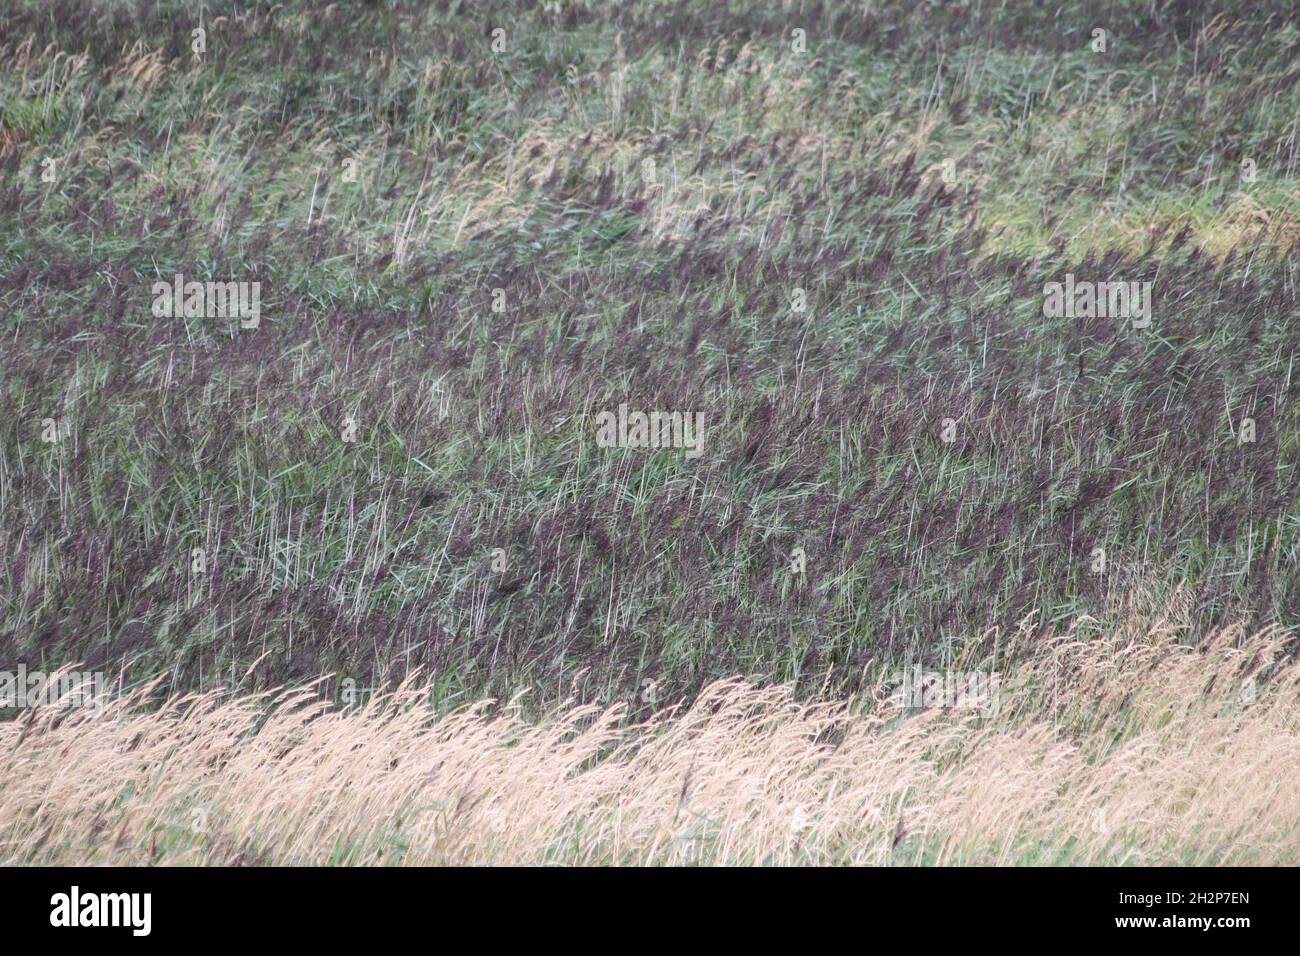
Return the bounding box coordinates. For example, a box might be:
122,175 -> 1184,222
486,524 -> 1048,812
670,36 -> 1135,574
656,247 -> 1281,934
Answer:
0,0 -> 1296,713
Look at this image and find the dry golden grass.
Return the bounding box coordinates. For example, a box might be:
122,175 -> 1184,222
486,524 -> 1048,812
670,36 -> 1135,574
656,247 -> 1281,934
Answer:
2,615 -> 1296,866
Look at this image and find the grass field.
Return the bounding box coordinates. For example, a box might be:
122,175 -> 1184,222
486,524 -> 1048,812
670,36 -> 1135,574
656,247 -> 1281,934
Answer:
5,613 -> 1298,865
1,0 -> 1297,865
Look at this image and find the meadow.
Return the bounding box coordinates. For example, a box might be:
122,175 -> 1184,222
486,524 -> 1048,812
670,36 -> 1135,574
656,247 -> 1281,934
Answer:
4,612 -> 1297,865
0,0 -> 1297,865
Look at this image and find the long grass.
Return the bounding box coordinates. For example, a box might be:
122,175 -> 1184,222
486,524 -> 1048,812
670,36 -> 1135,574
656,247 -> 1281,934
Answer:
1,0 -> 1296,710
0,0 -> 1297,867
3,608 -> 1296,866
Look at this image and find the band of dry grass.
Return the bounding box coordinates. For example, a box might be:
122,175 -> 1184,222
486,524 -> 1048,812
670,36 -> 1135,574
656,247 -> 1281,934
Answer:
2,615 -> 1296,866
